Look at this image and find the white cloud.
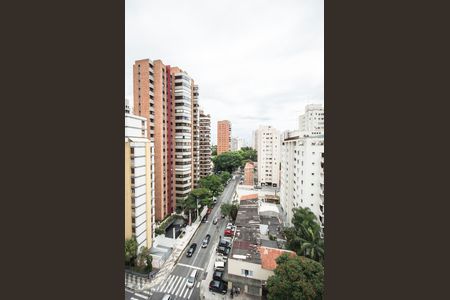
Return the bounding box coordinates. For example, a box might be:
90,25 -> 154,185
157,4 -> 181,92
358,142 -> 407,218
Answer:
126,0 -> 323,145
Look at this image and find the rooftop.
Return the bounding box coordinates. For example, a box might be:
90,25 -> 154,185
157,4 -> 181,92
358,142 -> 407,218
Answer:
230,199 -> 285,265
259,246 -> 296,271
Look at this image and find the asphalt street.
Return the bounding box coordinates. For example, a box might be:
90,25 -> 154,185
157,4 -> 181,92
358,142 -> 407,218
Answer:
149,175 -> 240,300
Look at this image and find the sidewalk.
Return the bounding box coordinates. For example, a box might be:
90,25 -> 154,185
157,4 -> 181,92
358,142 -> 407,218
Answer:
143,210 -> 206,293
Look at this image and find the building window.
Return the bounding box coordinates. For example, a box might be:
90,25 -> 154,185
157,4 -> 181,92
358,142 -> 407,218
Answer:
241,269 -> 253,277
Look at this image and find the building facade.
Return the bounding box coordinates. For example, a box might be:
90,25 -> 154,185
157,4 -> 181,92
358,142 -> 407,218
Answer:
199,109 -> 212,178
125,113 -> 155,250
231,137 -> 244,151
280,131 -> 324,229
217,120 -> 231,155
252,130 -> 258,151
256,126 -> 281,187
299,104 -> 324,133
133,58 -> 202,220
243,162 -> 255,186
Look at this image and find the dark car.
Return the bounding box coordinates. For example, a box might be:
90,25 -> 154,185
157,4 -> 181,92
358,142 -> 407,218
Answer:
186,243 -> 197,257
202,215 -> 208,223
218,239 -> 230,248
217,246 -> 230,256
209,280 -> 228,294
213,270 -> 224,281
202,234 -> 211,248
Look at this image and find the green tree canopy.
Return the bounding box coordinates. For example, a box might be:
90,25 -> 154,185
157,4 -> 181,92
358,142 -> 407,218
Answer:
219,171 -> 232,184
284,207 -> 324,263
199,175 -> 224,197
125,238 -> 138,266
136,246 -> 153,273
220,203 -> 239,221
267,254 -> 324,300
212,151 -> 243,173
239,147 -> 257,162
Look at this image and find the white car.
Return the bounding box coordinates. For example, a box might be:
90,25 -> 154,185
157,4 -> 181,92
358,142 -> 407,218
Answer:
186,269 -> 198,288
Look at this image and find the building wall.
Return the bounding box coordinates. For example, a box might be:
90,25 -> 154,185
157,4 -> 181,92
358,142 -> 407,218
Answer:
280,133 -> 324,228
199,110 -> 212,178
227,258 -> 274,296
125,143 -> 132,240
256,126 -> 281,187
244,163 -> 255,186
217,120 -> 231,154
299,104 -> 324,133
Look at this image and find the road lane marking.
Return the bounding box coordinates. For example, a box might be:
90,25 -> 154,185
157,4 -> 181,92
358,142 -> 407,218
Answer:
167,276 -> 181,294
175,278 -> 187,296
158,274 -> 172,292
176,263 -> 204,271
187,286 -> 195,299
165,275 -> 179,294
196,282 -> 200,288
162,274 -> 175,293
169,276 -> 182,294
134,293 -> 147,299
182,284 -> 190,298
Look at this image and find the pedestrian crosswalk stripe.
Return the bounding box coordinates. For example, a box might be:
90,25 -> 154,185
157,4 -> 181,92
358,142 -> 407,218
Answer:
188,285 -> 195,299
196,282 -> 200,288
159,274 -> 173,292
165,274 -> 179,294
182,284 -> 190,298
175,278 -> 187,296
169,276 -> 182,294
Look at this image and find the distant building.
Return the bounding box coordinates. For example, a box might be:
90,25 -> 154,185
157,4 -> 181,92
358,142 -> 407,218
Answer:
125,113 -> 155,250
280,130 -> 324,230
252,130 -> 258,151
199,109 -> 212,178
231,137 -> 244,151
243,161 -> 255,186
217,120 -> 231,155
299,104 -> 324,134
255,125 -> 281,187
225,196 -> 296,298
125,98 -> 131,114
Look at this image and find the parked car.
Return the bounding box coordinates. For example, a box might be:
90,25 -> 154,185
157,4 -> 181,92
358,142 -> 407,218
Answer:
213,270 -> 224,281
218,239 -> 230,248
213,217 -> 218,225
216,254 -> 228,262
214,261 -> 225,271
209,280 -> 228,294
186,269 -> 198,289
202,215 -> 208,223
202,234 -> 211,248
224,228 -> 234,236
217,246 -> 230,256
186,243 -> 197,257
162,295 -> 172,300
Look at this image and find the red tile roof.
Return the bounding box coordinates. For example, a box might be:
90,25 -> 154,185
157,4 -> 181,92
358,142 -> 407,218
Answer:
240,194 -> 258,201
259,246 -> 297,271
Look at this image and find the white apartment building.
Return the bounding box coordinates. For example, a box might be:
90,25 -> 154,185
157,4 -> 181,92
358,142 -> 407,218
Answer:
173,72 -> 194,203
199,109 -> 212,178
256,126 -> 281,187
280,131 -> 324,230
231,137 -> 244,151
252,130 -> 258,151
125,113 -> 155,250
299,104 -> 324,134
125,98 -> 131,114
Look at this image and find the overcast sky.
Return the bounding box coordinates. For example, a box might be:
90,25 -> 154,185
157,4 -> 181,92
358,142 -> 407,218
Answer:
126,0 -> 323,145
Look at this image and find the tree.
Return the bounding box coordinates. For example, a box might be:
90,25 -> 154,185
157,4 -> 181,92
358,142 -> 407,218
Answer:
299,228 -> 324,264
191,188 -> 213,208
239,147 -> 257,163
136,246 -> 153,273
125,238 -> 138,266
211,145 -> 217,156
219,171 -> 232,184
199,175 -> 224,197
267,254 -> 324,300
221,203 -> 239,221
284,207 -> 324,263
212,151 -> 243,173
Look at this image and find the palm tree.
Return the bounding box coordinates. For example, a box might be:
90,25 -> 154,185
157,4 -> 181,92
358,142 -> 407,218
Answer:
300,227 -> 325,263
292,207 -> 321,239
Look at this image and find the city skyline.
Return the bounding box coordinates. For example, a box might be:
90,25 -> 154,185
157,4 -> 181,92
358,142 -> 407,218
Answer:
126,0 -> 323,144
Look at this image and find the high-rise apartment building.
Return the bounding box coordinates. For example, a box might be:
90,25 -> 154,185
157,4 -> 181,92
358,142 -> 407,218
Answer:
125,113 -> 155,250
231,137 -> 244,151
125,98 -> 131,114
133,58 -> 202,220
299,104 -> 324,133
256,125 -> 281,187
252,130 -> 258,151
199,109 -> 212,178
217,120 -> 231,155
280,131 -> 324,230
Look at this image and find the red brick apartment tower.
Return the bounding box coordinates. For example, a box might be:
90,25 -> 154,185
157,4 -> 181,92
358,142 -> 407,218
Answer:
217,120 -> 231,155
134,59 -> 174,221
